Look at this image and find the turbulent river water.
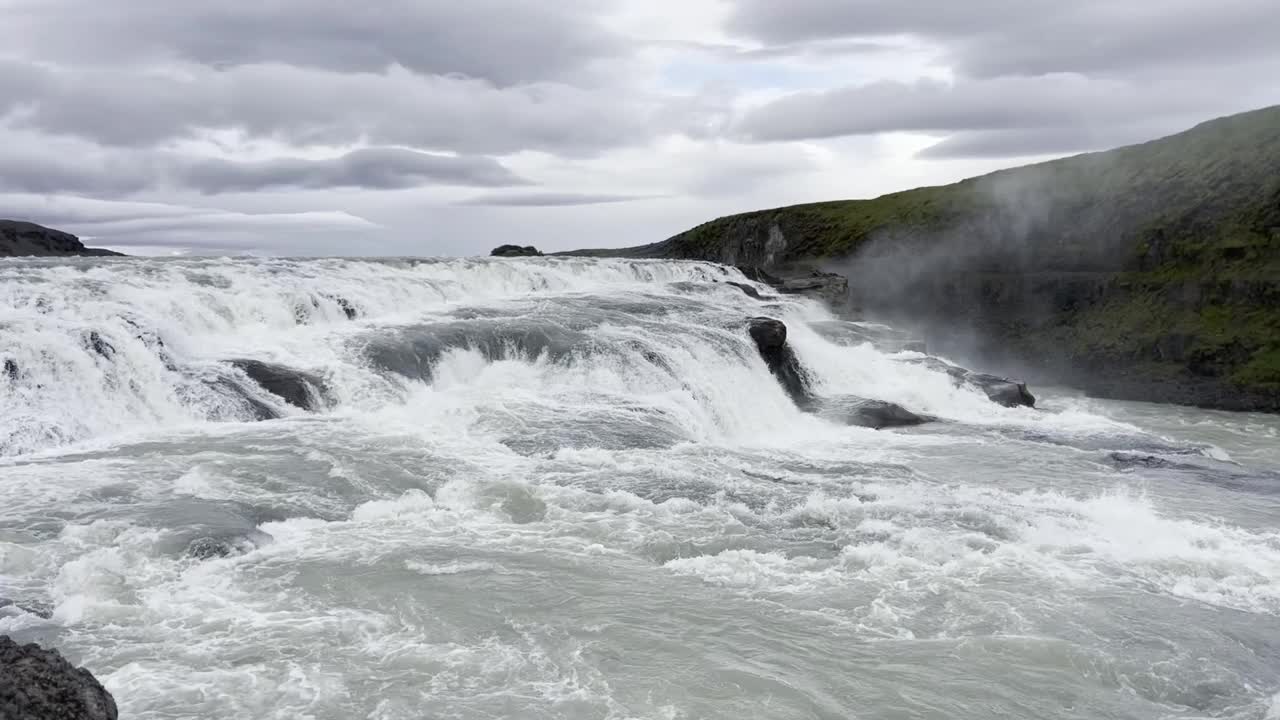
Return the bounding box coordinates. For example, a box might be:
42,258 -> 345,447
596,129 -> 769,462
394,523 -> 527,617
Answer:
1,257 -> 1278,720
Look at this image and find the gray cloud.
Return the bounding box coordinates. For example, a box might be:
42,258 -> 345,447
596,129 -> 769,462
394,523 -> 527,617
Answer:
0,60 -> 680,156
734,72 -> 1277,154
0,192 -> 378,251
182,148 -> 527,193
0,0 -> 618,86
0,138 -> 526,195
915,124 -> 1183,160
457,192 -> 660,207
727,0 -> 1280,77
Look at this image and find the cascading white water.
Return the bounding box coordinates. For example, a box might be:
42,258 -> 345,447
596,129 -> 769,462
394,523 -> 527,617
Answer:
0,256 -> 783,455
2,256 -> 1278,720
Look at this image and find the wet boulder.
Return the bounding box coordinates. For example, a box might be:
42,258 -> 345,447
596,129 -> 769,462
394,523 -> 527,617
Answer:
748,317 -> 811,404
490,245 -> 543,257
228,360 -> 329,412
0,636 -> 118,720
725,281 -> 768,300
966,373 -> 1037,408
899,357 -> 1036,408
185,531 -> 270,560
808,396 -> 931,429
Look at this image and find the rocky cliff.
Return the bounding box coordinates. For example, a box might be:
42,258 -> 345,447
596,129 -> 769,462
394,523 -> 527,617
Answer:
1,220 -> 123,257
568,106 -> 1280,412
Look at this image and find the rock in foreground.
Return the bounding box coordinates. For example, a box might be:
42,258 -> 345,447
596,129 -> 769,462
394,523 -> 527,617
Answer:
490,245 -> 543,257
0,636 -> 118,720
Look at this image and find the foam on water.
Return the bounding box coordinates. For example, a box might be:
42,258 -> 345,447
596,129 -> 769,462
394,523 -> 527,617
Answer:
3,256 -> 1279,719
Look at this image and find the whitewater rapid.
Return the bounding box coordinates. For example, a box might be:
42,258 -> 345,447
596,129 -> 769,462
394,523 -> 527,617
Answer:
2,256 -> 1278,719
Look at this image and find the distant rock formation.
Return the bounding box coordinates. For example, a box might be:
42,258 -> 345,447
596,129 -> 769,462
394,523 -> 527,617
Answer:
0,636 -> 118,720
490,244 -> 543,257
1,220 -> 123,257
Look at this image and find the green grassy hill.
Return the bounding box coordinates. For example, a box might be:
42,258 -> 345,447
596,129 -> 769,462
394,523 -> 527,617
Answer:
571,106 -> 1280,410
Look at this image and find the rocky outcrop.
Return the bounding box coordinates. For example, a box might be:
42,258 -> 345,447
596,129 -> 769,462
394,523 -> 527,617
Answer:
966,373 -> 1037,408
0,636 -> 118,720
228,360 -> 329,412
725,281 -> 768,300
727,266 -> 848,306
900,357 -> 1037,408
747,317 -> 811,404
809,396 -> 931,429
1,220 -> 123,257
490,245 -> 543,257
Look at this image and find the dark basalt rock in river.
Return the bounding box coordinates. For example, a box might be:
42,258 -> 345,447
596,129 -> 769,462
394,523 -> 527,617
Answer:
185,532 -> 268,560
901,357 -> 1036,408
747,317 -> 811,404
228,360 -> 329,412
966,373 -> 1037,408
725,281 -> 768,300
809,396 -> 931,429
0,636 -> 118,720
490,244 -> 543,257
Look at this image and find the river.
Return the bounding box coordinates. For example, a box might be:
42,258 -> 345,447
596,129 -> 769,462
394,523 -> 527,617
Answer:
2,257 -> 1278,719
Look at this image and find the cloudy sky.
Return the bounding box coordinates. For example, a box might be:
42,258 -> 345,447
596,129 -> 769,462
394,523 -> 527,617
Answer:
2,0 -> 1278,256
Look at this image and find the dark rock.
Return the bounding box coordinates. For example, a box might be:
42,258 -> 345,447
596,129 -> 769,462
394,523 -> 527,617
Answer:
748,317 -> 811,404
85,331 -> 115,359
185,533 -> 267,560
902,341 -> 928,353
335,297 -> 359,320
0,219 -> 123,257
967,373 -> 1037,408
490,245 -> 543,257
736,266 -> 785,286
0,636 -> 118,720
775,271 -> 850,306
725,281 -> 766,300
899,357 -> 1036,407
186,536 -> 235,560
809,397 -> 931,429
228,360 -> 329,412
748,317 -> 788,351
3,359 -> 17,381
735,266 -> 849,307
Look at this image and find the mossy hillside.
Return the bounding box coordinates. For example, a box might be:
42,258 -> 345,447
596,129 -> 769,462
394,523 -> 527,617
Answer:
661,105 -> 1280,270
580,106 -> 1280,409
